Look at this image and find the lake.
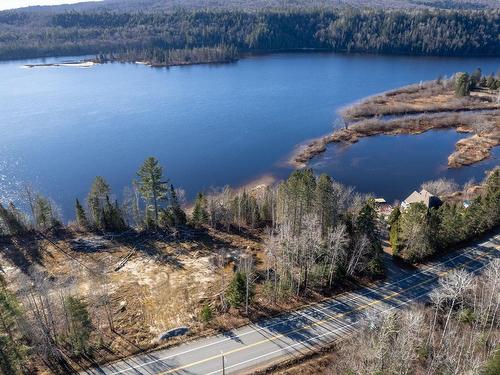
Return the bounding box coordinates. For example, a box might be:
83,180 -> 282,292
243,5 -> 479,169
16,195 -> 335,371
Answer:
1,53 -> 499,218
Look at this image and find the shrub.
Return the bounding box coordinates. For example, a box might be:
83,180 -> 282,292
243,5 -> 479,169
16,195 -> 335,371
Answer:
200,304 -> 213,323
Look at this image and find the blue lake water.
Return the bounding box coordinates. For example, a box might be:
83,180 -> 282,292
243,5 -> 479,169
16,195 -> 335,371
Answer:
0,53 -> 499,218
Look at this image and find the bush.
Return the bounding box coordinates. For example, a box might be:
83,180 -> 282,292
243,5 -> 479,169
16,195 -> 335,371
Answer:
200,305 -> 213,323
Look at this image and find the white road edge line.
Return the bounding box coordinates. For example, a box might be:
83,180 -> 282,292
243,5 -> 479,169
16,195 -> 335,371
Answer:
99,238 -> 498,375
206,260 -> 491,375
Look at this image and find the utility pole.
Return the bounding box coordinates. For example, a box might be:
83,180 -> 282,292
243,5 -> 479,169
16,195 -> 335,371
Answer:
221,351 -> 225,375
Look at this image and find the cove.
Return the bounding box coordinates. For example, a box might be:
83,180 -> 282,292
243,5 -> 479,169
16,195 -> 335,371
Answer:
0,52 -> 499,218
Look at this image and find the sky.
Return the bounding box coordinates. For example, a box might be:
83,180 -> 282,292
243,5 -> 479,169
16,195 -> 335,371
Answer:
0,0 -> 101,10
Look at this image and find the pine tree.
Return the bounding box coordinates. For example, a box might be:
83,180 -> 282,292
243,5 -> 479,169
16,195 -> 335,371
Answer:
278,169 -> 317,234
455,72 -> 471,97
191,192 -> 208,227
87,176 -> 111,230
75,199 -> 88,229
355,200 -> 378,242
34,195 -> 58,230
227,271 -> 247,308
64,296 -> 92,356
470,67 -> 482,89
388,206 -> 401,255
315,174 -> 335,237
0,203 -> 26,235
398,203 -> 434,262
137,157 -> 168,226
168,184 -> 186,226
199,305 -> 213,323
102,196 -> 126,232
0,284 -> 26,375
486,75 -> 496,89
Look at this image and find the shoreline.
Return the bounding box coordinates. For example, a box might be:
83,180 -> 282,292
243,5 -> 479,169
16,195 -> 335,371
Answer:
24,60 -> 96,68
23,57 -> 238,69
292,80 -> 500,169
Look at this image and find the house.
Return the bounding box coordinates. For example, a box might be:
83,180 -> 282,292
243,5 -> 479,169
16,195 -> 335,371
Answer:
373,198 -> 393,216
401,189 -> 442,210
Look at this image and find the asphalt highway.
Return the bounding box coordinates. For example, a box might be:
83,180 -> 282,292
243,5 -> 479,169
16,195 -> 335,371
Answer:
81,233 -> 500,375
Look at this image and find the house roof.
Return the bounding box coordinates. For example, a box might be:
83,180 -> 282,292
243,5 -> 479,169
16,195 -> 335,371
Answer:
419,189 -> 435,207
403,191 -> 422,205
403,189 -> 441,208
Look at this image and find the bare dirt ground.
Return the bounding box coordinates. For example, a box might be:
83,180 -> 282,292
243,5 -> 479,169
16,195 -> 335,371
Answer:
0,226 -> 347,371
293,81 -> 500,168
0,227 -> 262,367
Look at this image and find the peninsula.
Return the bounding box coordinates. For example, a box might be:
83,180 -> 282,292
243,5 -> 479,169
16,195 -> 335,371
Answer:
294,71 -> 500,168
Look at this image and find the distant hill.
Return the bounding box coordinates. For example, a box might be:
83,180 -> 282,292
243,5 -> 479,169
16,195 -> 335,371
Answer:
1,1 -> 498,61
11,0 -> 500,13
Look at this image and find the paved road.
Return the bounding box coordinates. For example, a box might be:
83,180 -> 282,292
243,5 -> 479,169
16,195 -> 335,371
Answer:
81,233 -> 500,375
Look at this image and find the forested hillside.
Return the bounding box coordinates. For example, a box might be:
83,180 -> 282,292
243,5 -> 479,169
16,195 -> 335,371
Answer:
0,7 -> 498,61
10,0 -> 500,13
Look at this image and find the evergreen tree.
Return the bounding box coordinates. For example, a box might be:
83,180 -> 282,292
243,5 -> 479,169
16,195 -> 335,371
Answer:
470,67 -> 482,89
33,195 -> 58,230
435,203 -> 465,250
87,176 -> 111,230
75,199 -> 88,229
227,271 -> 247,308
64,296 -> 92,356
397,203 -> 434,262
102,196 -> 126,232
199,305 -> 213,323
388,206 -> 401,255
278,169 -> 316,235
480,169 -> 500,229
387,206 -> 400,226
455,72 -> 471,97
137,157 -> 168,226
191,192 -> 208,227
315,174 -> 335,237
167,184 -> 186,226
355,200 -> 383,275
355,200 -> 378,242
486,74 -> 496,89
0,203 -> 26,236
0,284 -> 26,375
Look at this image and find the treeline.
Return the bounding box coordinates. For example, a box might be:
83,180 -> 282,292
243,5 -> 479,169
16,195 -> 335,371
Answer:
96,44 -> 238,66
454,68 -> 500,96
192,170 -> 384,297
0,161 -> 384,292
0,8 -> 498,61
0,157 -> 186,235
390,169 -> 500,263
1,161 -> 499,372
266,171 -> 384,297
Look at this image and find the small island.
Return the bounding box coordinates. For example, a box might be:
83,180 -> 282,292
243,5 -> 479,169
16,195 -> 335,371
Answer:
294,70 -> 500,168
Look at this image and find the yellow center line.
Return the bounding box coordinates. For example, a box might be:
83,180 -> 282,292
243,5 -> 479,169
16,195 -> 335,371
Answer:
157,246 -> 498,375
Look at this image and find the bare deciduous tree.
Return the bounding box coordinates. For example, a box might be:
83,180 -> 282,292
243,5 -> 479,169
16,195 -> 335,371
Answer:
421,178 -> 459,197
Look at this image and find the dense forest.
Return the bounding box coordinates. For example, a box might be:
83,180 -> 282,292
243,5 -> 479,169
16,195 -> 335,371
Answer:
9,0 -> 500,13
0,7 -> 498,62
